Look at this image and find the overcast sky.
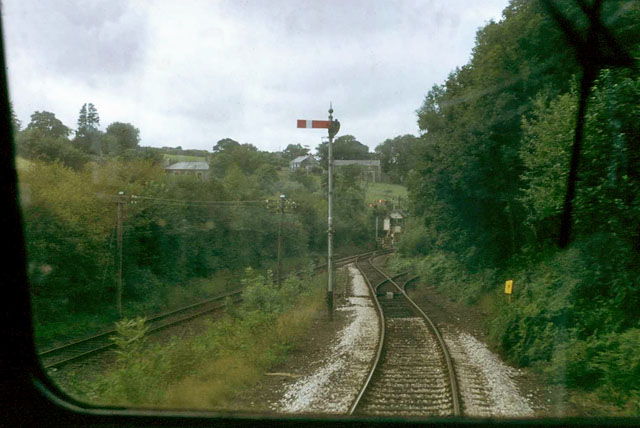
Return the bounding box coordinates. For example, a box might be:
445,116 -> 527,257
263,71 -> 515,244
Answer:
2,0 -> 510,153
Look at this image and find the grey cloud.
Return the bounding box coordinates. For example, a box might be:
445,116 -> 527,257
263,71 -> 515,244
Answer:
222,0 -> 463,41
3,1 -> 509,152
3,0 -> 147,81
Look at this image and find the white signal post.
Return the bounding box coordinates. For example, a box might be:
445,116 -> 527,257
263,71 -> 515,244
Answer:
297,104 -> 340,319
327,106 -> 335,320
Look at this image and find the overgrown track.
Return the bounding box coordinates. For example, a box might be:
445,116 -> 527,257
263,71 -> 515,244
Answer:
38,250 -> 383,370
39,289 -> 243,369
349,253 -> 461,418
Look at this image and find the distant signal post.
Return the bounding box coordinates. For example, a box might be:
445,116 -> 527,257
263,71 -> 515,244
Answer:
297,105 -> 340,319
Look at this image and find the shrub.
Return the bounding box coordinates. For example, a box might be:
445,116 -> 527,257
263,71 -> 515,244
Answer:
397,219 -> 433,256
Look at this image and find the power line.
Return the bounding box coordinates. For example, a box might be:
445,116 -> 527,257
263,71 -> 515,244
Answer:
123,226 -> 272,237
128,195 -> 266,206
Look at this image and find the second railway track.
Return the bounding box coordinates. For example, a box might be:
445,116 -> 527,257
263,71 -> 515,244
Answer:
38,250 -> 385,370
39,289 -> 243,369
350,252 -> 461,418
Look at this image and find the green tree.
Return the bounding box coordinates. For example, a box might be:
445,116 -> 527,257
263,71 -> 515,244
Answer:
75,103 -> 103,155
316,135 -> 370,168
210,140 -> 268,177
105,122 -> 141,154
212,138 -> 240,153
283,143 -> 309,161
521,69 -> 640,248
17,111 -> 88,169
410,0 -> 582,264
374,134 -> 421,183
520,91 -> 576,243
9,102 -> 20,132
15,129 -> 89,170
77,103 -> 100,130
26,111 -> 71,139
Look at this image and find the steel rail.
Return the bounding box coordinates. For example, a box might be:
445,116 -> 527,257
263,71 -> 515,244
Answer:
41,294 -> 244,369
368,256 -> 462,417
39,289 -> 243,358
347,252 -> 386,416
40,250 -> 384,369
401,275 -> 420,292
374,272 -> 408,295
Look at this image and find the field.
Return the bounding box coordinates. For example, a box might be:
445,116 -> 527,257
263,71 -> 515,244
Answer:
16,156 -> 34,170
363,182 -> 407,205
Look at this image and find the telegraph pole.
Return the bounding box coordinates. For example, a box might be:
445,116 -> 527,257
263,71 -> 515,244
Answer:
116,191 -> 124,319
266,194 -> 296,285
277,194 -> 285,285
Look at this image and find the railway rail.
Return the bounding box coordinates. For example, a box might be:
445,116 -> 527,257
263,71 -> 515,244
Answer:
38,250 -> 385,370
349,252 -> 461,418
39,289 -> 243,369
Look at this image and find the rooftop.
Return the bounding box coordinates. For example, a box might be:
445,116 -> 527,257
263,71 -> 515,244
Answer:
334,159 -> 380,166
291,155 -> 314,163
165,161 -> 209,171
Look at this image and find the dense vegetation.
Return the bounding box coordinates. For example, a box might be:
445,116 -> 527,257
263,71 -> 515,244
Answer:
388,0 -> 640,414
15,0 -> 640,415
52,267 -> 334,408
15,106 -> 374,347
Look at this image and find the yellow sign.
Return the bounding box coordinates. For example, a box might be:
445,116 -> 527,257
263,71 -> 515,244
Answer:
505,280 -> 513,295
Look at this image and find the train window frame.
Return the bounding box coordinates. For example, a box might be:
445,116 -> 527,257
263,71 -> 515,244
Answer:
1,3 -> 639,428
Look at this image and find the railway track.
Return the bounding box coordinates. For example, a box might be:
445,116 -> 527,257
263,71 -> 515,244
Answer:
349,252 -> 461,418
39,289 -> 243,369
38,250 -> 384,370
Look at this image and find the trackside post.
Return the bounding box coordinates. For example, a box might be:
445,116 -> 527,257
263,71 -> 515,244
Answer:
296,104 -> 340,319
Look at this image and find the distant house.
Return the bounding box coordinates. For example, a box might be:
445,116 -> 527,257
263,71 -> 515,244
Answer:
334,159 -> 381,182
165,161 -> 210,180
290,155 -> 317,171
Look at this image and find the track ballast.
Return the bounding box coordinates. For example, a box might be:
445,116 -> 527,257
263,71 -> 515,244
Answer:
350,253 -> 461,418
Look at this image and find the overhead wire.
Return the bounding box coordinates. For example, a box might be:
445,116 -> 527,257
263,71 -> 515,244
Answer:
126,195 -> 266,207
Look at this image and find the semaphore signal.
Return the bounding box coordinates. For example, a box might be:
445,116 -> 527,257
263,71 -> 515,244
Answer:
297,104 -> 340,319
297,119 -> 331,129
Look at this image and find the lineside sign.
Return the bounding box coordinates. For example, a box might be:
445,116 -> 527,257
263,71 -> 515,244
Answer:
297,119 -> 331,129
504,279 -> 513,295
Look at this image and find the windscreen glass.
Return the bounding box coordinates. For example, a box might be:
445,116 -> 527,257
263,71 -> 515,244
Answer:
4,0 -> 640,419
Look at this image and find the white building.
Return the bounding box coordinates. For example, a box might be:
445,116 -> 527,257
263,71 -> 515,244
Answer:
289,155 -> 318,171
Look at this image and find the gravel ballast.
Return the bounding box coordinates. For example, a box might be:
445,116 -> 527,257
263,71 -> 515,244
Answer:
273,265 -> 379,414
239,260 -> 548,419
443,328 -> 534,417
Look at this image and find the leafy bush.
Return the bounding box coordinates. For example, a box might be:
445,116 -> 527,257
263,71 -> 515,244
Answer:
72,268 -> 326,409
390,250 -> 492,304
241,268 -> 282,314
393,231 -> 640,412
397,219 -> 433,257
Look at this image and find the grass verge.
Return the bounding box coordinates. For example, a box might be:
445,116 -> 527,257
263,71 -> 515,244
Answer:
57,267 -> 326,410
